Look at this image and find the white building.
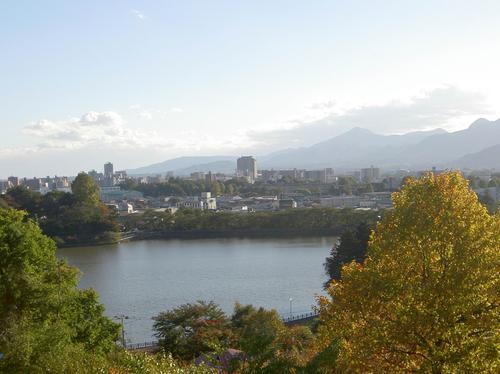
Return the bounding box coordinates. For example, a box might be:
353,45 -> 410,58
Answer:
177,192 -> 217,210
118,201 -> 134,214
201,192 -> 217,210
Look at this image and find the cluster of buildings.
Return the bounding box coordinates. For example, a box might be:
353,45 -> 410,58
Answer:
0,162 -> 128,195
259,168 -> 335,183
319,192 -> 393,209
214,191 -> 394,212
189,171 -> 229,183
119,163 -> 494,216
0,175 -> 71,194
176,192 -> 217,210
237,158 -> 379,185
88,162 -> 128,188
2,157 -> 498,215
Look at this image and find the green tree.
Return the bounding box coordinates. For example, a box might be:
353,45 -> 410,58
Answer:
318,172 -> 500,372
323,222 -> 371,287
109,351 -> 216,373
226,183 -> 236,195
72,172 -> 100,205
3,186 -> 42,213
210,182 -> 223,196
337,177 -> 353,195
119,177 -> 139,191
0,208 -> 119,372
231,303 -> 314,372
153,301 -> 233,360
4,177 -> 119,245
478,190 -> 498,214
232,303 -> 281,358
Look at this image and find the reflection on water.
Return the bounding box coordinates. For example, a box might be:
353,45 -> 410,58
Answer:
58,236 -> 335,343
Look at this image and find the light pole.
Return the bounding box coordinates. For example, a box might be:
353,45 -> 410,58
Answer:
114,314 -> 129,348
289,297 -> 293,317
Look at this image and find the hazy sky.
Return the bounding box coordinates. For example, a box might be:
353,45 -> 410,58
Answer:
1,0 -> 500,177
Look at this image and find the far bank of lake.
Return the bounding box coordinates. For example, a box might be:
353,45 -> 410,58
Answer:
57,236 -> 335,343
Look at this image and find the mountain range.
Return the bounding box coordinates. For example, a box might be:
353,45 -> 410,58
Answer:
127,118 -> 500,175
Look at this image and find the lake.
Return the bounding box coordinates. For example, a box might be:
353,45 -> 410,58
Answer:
57,236 -> 335,343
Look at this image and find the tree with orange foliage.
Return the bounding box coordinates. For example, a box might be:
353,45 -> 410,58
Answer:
318,172 -> 500,373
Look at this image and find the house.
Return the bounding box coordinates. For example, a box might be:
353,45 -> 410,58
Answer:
118,201 -> 134,215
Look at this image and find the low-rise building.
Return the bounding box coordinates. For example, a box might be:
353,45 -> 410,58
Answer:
8,176 -> 19,187
201,192 -> 217,210
176,192 -> 217,210
118,201 -> 134,215
320,196 -> 362,208
361,192 -> 393,209
274,199 -> 297,210
100,187 -> 144,203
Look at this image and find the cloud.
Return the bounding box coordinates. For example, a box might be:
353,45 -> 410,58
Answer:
248,86 -> 490,148
138,111 -> 153,120
23,111 -> 168,150
131,9 -> 145,20
4,86 -> 491,176
128,105 -> 183,119
307,100 -> 337,111
19,111 -> 258,155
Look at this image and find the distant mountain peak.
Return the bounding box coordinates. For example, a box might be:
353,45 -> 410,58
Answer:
345,126 -> 374,135
128,118 -> 499,173
422,128 -> 447,134
469,118 -> 492,129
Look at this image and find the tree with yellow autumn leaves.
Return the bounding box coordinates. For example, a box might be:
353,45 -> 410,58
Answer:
318,172 -> 499,372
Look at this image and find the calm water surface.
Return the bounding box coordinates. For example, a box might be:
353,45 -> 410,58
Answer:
57,237 -> 335,343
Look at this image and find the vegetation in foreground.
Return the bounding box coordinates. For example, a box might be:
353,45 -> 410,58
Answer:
319,172 -> 500,372
0,208 -> 120,372
153,301 -> 316,372
0,171 -> 498,373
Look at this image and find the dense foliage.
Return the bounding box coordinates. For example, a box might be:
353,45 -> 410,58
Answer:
121,177 -> 280,197
1,173 -> 119,245
153,301 -> 315,372
108,351 -> 216,373
124,207 -> 379,237
2,171 -> 498,372
153,301 -> 234,360
0,208 -> 120,372
318,172 -> 500,372
121,176 -> 392,198
467,174 -> 500,189
323,222 -> 371,287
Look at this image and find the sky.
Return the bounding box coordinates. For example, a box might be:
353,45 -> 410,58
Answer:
1,0 -> 500,177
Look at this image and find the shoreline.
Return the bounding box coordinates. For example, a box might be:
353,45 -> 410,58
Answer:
57,229 -> 341,248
